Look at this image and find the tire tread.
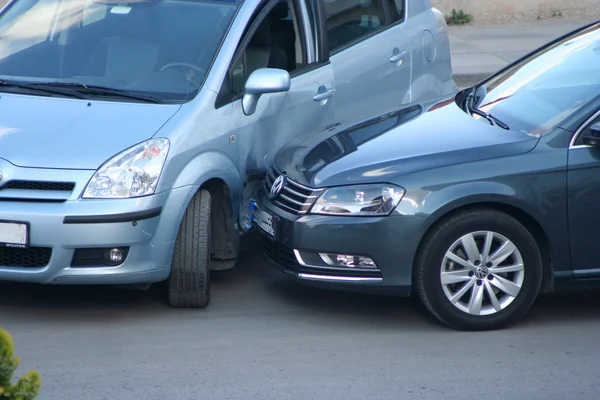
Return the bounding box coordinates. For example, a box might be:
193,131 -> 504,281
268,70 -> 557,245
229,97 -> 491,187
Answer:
168,189 -> 211,308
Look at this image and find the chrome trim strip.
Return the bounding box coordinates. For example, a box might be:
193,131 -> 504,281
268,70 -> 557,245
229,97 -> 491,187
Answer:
568,108 -> 600,149
293,249 -> 380,272
279,193 -> 311,207
293,249 -> 307,265
274,200 -> 307,214
297,273 -> 383,283
284,186 -> 318,199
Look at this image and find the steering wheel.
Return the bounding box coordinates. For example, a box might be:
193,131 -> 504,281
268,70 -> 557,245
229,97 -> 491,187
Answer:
160,62 -> 205,74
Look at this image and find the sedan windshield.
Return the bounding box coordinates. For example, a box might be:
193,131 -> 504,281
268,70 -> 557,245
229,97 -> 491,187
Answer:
0,0 -> 238,102
470,23 -> 600,135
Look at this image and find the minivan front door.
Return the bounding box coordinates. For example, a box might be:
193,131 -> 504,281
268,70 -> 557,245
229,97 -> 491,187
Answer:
224,0 -> 338,177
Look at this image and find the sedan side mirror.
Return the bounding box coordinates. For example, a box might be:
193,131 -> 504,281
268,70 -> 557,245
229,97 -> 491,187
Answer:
242,68 -> 291,116
581,122 -> 600,147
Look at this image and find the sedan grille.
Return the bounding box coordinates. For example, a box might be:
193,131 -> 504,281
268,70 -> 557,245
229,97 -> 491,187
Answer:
263,166 -> 323,215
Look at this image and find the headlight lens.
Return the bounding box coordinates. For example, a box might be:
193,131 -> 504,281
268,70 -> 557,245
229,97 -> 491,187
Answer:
310,184 -> 405,216
83,138 -> 170,199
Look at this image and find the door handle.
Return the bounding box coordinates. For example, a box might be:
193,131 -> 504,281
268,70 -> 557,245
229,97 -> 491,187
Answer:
390,50 -> 408,64
313,88 -> 335,102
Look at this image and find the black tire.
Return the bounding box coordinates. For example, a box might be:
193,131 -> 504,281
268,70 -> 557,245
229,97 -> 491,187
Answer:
167,189 -> 212,308
415,208 -> 543,331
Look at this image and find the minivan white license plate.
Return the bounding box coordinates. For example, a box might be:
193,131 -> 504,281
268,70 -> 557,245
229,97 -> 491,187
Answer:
0,221 -> 29,248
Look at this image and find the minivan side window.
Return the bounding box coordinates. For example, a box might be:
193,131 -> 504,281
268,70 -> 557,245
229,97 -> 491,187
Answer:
227,1 -> 307,100
323,0 -> 386,52
390,0 -> 405,21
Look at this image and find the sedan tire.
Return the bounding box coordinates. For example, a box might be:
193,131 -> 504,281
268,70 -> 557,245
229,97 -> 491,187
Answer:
167,189 -> 212,308
415,208 -> 543,331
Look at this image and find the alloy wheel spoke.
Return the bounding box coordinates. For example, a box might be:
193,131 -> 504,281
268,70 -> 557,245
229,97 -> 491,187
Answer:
445,251 -> 475,271
467,282 -> 485,315
488,240 -> 517,266
481,231 -> 494,262
441,269 -> 472,285
450,279 -> 476,304
491,263 -> 524,274
489,274 -> 521,297
484,280 -> 502,312
461,233 -> 481,263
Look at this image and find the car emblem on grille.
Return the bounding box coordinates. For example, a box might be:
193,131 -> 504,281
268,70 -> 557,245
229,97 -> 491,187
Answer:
0,170 -> 3,181
269,174 -> 287,199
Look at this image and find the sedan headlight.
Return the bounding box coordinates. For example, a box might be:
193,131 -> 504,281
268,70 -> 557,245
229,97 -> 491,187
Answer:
310,184 -> 405,216
83,138 -> 170,199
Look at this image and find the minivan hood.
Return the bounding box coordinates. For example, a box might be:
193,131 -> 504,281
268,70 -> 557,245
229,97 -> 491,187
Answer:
0,94 -> 181,169
274,100 -> 541,188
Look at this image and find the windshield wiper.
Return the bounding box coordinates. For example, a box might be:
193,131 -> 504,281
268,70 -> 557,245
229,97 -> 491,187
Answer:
34,82 -> 163,104
0,79 -> 87,99
465,87 -> 510,130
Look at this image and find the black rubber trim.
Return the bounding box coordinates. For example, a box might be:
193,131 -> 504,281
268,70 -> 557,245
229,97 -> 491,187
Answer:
63,207 -> 162,224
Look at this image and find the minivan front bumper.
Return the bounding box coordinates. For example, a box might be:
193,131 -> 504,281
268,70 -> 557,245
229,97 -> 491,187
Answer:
0,184 -> 194,285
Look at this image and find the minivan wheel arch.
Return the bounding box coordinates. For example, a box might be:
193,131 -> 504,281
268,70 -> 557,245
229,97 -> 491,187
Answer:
415,201 -> 554,295
202,178 -> 240,270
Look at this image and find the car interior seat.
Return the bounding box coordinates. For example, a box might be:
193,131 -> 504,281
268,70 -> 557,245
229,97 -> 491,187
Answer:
245,18 -> 288,78
269,2 -> 297,71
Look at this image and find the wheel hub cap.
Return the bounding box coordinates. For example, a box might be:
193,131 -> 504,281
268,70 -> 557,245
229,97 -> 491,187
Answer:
474,265 -> 489,279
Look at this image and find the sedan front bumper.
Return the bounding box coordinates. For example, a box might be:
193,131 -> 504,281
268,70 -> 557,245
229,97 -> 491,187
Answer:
255,189 -> 430,297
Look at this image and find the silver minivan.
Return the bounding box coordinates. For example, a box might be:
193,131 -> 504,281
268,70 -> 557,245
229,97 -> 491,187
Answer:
0,0 -> 456,307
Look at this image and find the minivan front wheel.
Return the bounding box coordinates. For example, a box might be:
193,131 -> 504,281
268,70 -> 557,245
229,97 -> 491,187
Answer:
167,189 -> 212,308
415,209 -> 543,331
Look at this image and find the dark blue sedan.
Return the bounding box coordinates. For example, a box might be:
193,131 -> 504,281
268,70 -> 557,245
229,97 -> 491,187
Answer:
253,21 -> 600,331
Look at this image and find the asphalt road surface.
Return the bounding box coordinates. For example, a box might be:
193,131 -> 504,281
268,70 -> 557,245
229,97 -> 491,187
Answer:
2,234 -> 600,400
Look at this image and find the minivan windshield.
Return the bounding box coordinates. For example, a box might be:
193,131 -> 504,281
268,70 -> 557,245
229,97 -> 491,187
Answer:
0,0 -> 238,102
468,23 -> 600,135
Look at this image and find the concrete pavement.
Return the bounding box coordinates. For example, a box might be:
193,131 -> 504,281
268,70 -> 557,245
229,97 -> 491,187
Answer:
449,18 -> 599,87
3,237 -> 600,400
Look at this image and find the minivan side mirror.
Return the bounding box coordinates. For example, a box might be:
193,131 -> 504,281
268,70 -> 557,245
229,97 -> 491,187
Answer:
242,68 -> 291,116
581,122 -> 600,147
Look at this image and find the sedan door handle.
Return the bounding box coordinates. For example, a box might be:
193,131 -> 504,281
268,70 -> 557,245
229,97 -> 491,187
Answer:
313,88 -> 336,102
390,50 -> 408,64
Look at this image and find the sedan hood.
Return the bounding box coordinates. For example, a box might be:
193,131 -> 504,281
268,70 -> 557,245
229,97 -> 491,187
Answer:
0,94 -> 181,169
274,100 -> 541,188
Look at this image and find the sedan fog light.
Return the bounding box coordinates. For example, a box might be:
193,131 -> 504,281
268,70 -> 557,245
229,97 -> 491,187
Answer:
319,253 -> 377,268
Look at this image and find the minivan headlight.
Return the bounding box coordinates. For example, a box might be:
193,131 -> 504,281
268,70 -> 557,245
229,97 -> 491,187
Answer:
83,138 -> 170,199
310,184 -> 405,216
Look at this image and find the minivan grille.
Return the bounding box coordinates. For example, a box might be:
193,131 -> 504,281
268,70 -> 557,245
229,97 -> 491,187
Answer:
263,166 -> 323,215
0,180 -> 75,192
0,247 -> 52,268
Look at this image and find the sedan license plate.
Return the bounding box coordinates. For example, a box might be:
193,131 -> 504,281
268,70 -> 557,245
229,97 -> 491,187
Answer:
253,207 -> 277,238
0,221 -> 29,248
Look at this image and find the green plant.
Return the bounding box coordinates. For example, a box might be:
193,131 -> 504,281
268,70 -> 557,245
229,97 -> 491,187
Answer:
445,9 -> 473,26
0,329 -> 41,400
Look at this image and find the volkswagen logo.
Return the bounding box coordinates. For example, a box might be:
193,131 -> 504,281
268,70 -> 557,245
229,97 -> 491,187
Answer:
474,265 -> 489,280
0,170 -> 3,181
269,174 -> 287,199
